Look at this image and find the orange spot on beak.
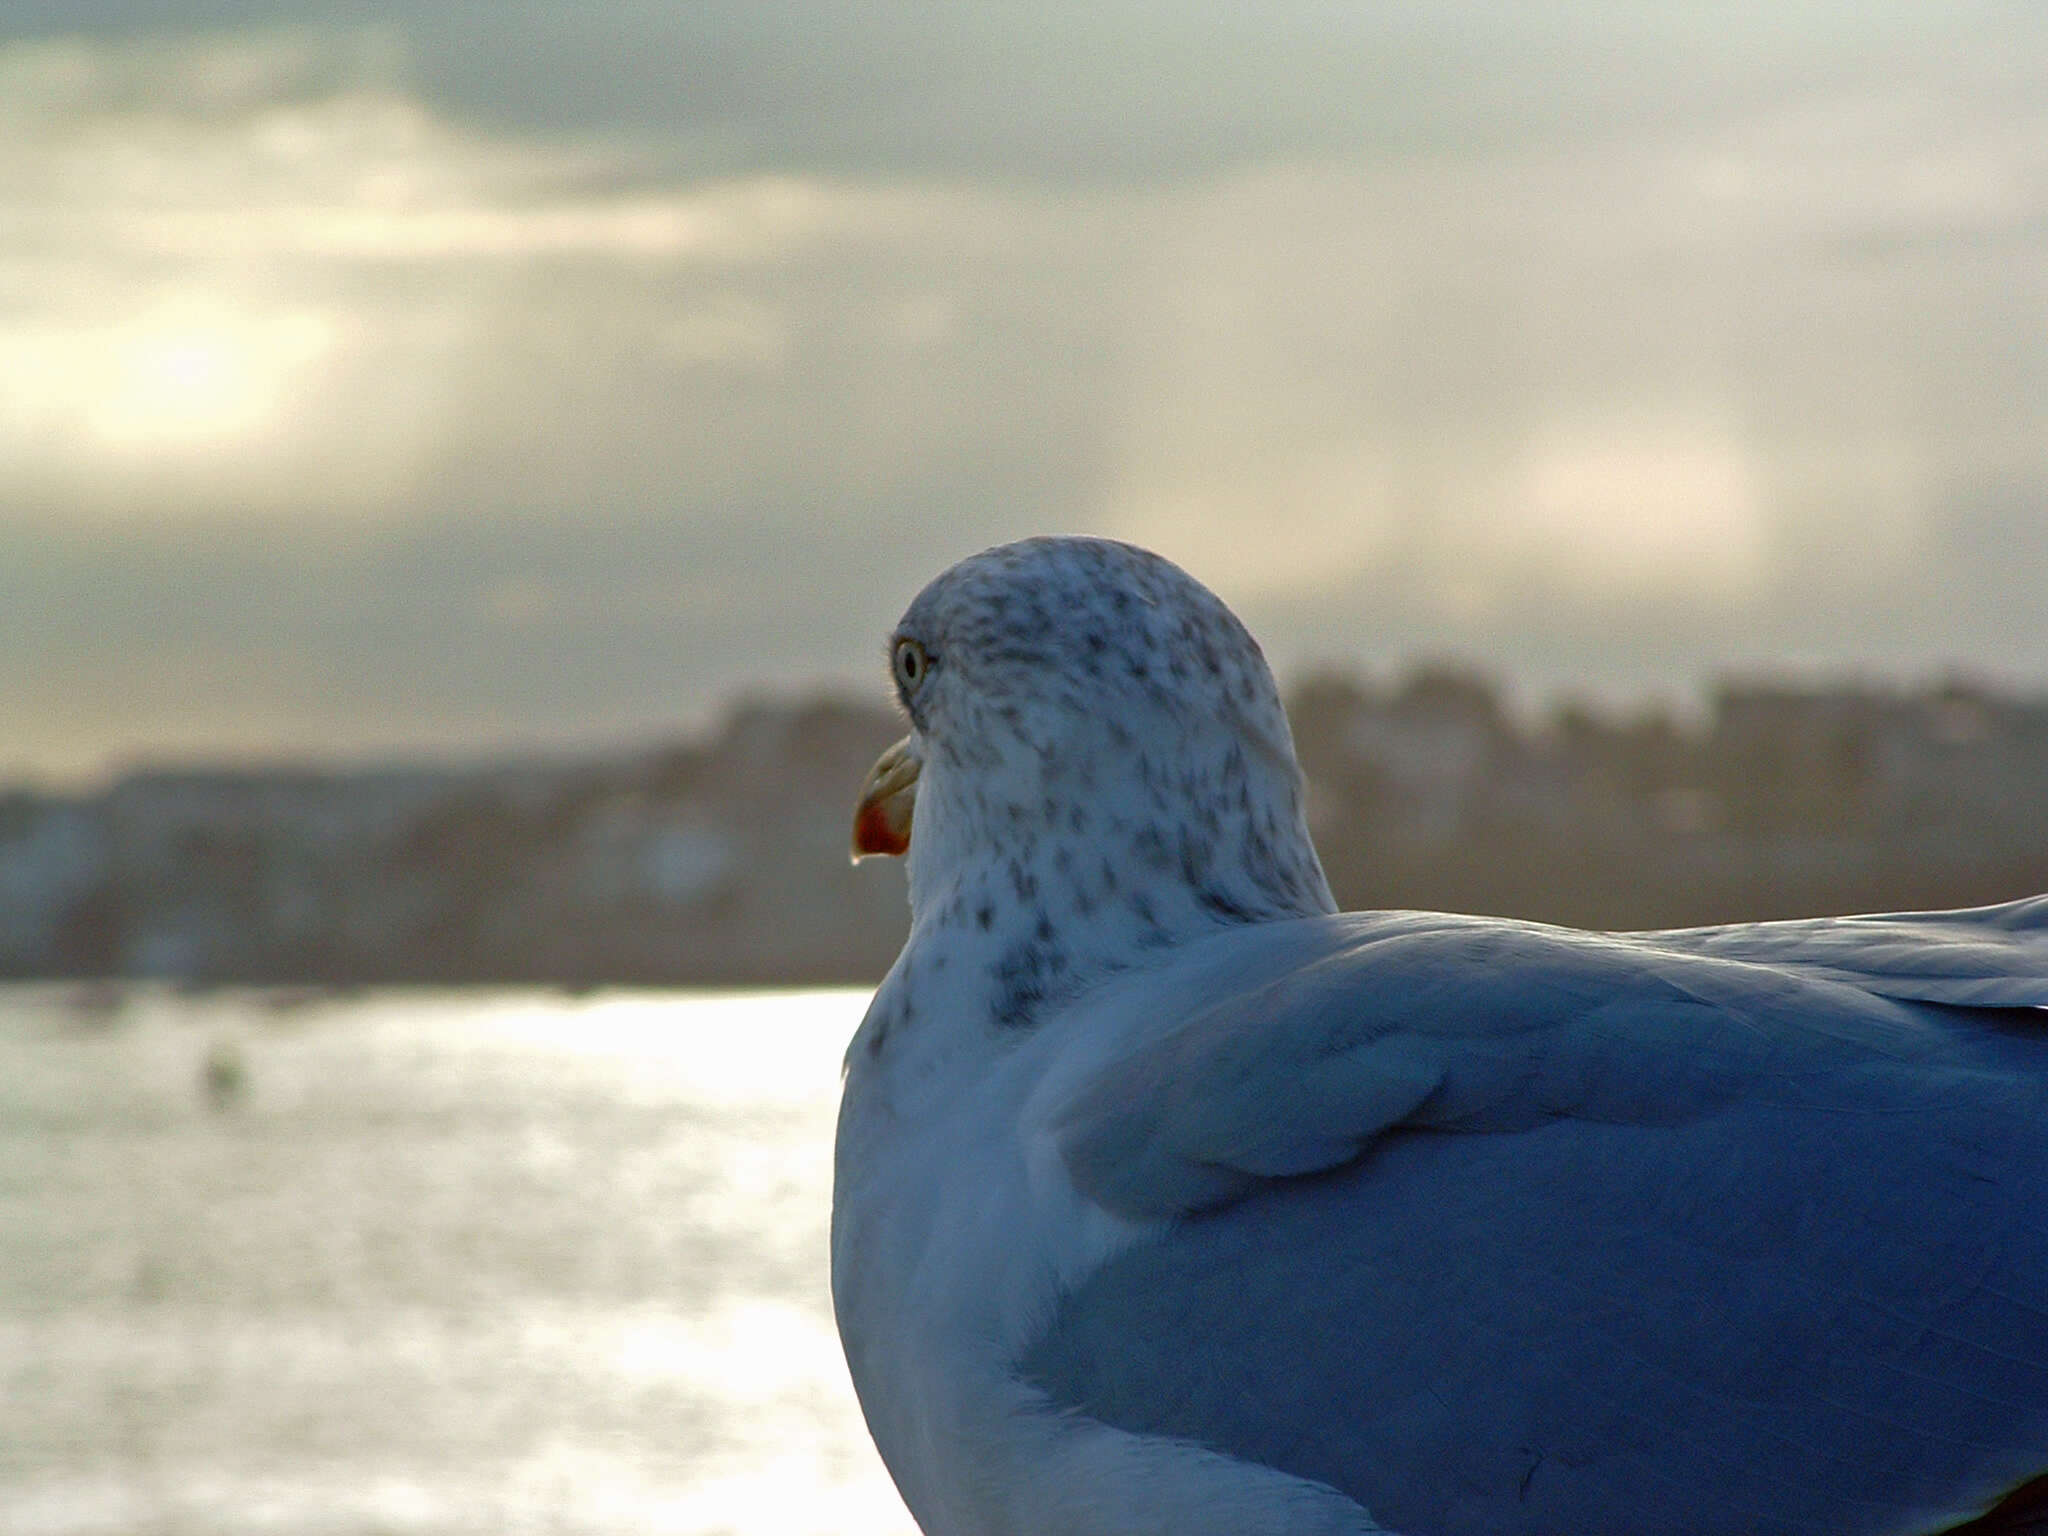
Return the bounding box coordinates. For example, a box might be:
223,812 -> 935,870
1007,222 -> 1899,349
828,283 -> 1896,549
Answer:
854,797 -> 910,859
852,735 -> 920,862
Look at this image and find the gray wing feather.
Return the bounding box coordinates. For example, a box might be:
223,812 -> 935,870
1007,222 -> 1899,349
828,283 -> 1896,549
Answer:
1057,906 -> 2014,1222
1031,898 -> 2048,1535
1648,893 -> 2048,1006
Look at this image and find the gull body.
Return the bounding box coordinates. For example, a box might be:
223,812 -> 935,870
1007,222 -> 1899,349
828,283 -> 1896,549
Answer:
832,536 -> 2048,1536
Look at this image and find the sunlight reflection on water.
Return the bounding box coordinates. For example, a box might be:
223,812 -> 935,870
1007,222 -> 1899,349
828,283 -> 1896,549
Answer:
0,984 -> 914,1536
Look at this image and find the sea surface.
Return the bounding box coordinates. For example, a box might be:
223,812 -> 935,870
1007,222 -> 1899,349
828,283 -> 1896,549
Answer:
0,983 -> 916,1536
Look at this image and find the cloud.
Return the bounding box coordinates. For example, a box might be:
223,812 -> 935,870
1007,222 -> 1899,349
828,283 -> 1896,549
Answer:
1095,104 -> 2048,640
1496,414 -> 1769,602
9,2 -> 2041,176
0,16 -> 2045,779
0,31 -> 891,522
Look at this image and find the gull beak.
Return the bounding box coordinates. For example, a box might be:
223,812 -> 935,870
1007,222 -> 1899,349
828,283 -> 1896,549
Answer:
852,734 -> 921,862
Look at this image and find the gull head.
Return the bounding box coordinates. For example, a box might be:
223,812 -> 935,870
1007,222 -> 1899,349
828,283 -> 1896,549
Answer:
852,538 -> 1333,989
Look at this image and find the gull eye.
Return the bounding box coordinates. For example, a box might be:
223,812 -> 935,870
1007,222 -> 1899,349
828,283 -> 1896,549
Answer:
892,637 -> 931,693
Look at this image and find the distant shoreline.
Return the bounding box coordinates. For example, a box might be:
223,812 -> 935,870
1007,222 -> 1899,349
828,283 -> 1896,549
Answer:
3,677 -> 2044,988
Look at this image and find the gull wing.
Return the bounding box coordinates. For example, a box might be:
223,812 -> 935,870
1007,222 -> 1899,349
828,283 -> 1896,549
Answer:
1028,902 -> 2048,1535
1645,894 -> 2048,1007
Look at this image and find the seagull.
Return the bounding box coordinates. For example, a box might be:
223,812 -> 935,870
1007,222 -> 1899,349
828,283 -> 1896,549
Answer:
833,535 -> 2048,1536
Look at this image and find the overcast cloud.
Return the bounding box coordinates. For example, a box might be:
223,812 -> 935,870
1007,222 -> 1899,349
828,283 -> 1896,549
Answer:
2,5 -> 2045,782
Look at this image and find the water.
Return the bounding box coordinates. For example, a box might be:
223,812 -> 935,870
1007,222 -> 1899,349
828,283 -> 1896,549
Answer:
0,984 -> 915,1536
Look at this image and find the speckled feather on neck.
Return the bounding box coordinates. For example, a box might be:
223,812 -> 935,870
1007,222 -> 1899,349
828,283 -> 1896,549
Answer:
867,538 -> 1335,1053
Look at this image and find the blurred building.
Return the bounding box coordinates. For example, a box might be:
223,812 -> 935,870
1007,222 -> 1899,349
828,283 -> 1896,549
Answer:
1297,672 -> 2048,932
0,697 -> 907,986
0,677 -> 2042,986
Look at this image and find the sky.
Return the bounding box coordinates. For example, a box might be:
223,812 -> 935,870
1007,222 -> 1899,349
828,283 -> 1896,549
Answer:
3,3 -> 2046,785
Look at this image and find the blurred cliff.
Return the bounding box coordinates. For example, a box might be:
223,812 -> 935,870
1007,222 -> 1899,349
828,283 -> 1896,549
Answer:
3,676 -> 2044,987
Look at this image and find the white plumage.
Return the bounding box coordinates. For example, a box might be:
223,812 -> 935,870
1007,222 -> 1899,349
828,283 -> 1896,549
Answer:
834,536 -> 2048,1536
